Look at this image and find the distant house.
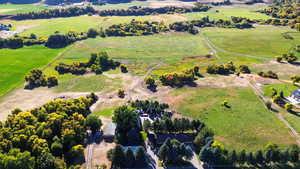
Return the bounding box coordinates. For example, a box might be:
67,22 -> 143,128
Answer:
291,89 -> 300,102
0,24 -> 10,31
103,122 -> 116,142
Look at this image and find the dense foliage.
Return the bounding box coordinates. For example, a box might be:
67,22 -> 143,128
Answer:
0,94 -> 98,168
55,52 -> 120,75
144,117 -> 203,133
158,138 -> 193,166
14,6 -> 96,20
259,4 -> 300,31
160,67 -> 200,87
107,145 -> 148,168
99,3 -> 211,16
46,31 -> 87,48
258,71 -> 279,79
131,100 -> 169,117
105,19 -> 169,36
112,106 -> 142,145
206,62 -> 236,75
25,69 -> 58,89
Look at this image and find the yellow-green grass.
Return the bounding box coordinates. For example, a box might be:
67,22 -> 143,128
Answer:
0,3 -> 49,15
92,107 -> 116,117
262,83 -> 298,98
285,114 -> 300,134
171,87 -> 296,151
51,73 -> 123,93
202,26 -> 300,59
46,33 -> 211,76
184,4 -> 271,21
94,1 -> 149,10
0,45 -> 64,97
3,14 -> 186,37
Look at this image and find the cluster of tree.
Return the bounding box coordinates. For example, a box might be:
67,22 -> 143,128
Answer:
105,19 -> 169,36
276,53 -> 298,63
258,4 -> 300,31
131,99 -> 169,117
107,145 -> 148,168
0,37 -> 24,49
160,67 -> 200,87
206,62 -> 236,75
272,0 -> 300,5
112,105 -> 142,145
145,77 -> 157,91
169,16 -> 253,34
271,88 -> 294,111
158,138 -> 194,166
25,69 -> 58,89
14,6 -> 96,20
200,141 -> 300,168
46,31 -> 88,48
143,117 -> 203,134
211,0 -> 232,6
55,52 -> 120,75
0,94 -> 98,169
259,4 -> 300,19
291,75 -> 300,84
258,71 -> 279,79
98,3 -> 211,16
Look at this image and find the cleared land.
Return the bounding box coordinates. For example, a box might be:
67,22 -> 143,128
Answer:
169,86 -> 297,151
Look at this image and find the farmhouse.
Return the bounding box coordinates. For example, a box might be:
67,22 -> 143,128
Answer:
291,89 -> 300,103
0,24 -> 10,31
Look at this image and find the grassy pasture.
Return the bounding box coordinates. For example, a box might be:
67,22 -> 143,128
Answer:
0,45 -> 64,97
202,26 -> 300,59
0,3 -> 49,15
170,86 -> 297,151
262,83 -> 298,98
3,14 -> 186,37
45,33 -> 211,76
184,4 -> 271,20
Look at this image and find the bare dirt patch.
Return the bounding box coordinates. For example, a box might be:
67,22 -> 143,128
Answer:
0,24 -> 39,38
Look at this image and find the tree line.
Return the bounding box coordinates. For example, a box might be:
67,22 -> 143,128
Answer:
55,52 -> 120,75
99,3 -> 211,16
107,145 -> 148,168
0,93 -> 99,169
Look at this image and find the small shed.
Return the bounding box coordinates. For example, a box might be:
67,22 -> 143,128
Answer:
103,122 -> 116,142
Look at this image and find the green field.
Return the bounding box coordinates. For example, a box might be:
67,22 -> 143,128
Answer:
0,3 -> 49,15
5,14 -> 185,37
202,26 -> 300,59
262,83 -> 298,98
0,45 -> 64,97
171,87 -> 296,151
184,4 -> 271,20
44,33 -> 211,76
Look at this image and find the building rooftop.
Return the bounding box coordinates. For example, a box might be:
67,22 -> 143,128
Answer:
103,122 -> 116,136
292,89 -> 300,98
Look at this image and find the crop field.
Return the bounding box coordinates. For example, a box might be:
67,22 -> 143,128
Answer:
0,3 -> 49,15
170,86 -> 297,151
94,1 -> 150,10
0,45 -> 64,97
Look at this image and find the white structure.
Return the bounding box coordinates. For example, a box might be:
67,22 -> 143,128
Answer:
287,89 -> 300,104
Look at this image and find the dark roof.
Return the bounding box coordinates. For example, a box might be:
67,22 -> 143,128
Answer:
292,90 -> 300,98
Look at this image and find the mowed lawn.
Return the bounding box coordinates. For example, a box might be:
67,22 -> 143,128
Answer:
202,26 -> 300,59
0,46 -> 64,97
171,87 -> 296,151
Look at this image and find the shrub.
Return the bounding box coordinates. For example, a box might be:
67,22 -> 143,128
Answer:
118,89 -> 125,98
285,103 -> 293,112
120,64 -> 128,73
239,65 -> 251,74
